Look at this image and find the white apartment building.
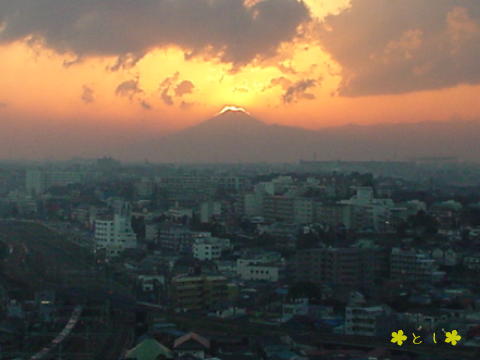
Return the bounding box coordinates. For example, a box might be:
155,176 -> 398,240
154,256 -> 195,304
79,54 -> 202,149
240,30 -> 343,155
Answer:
193,237 -> 231,261
95,202 -> 137,258
236,257 -> 283,282
339,187 -> 394,233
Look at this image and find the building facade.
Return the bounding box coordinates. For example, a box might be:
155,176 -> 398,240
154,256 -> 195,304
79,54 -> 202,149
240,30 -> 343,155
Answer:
94,202 -> 137,258
170,275 -> 229,311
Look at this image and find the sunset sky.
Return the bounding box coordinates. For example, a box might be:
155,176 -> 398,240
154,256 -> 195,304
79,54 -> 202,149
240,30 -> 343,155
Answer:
1,0 -> 480,159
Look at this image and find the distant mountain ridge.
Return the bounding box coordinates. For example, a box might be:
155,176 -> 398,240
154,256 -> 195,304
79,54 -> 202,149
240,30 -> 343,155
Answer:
120,110 -> 480,163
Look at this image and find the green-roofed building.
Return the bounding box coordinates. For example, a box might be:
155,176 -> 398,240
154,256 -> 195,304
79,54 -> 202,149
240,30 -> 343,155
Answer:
125,338 -> 173,360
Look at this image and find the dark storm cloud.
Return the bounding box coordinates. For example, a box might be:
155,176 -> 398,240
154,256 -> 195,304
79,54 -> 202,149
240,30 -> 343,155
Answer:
0,0 -> 309,65
159,72 -> 179,106
161,89 -> 174,106
140,100 -> 152,110
319,0 -> 480,96
269,76 -> 292,90
175,80 -> 195,97
283,79 -> 316,103
81,85 -> 95,104
115,79 -> 142,99
159,73 -> 194,106
180,101 -> 193,110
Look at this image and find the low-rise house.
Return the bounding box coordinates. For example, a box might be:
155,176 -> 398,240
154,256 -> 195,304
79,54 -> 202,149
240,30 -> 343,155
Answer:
215,260 -> 236,275
431,248 -> 459,266
208,302 -> 247,319
138,275 -> 165,292
125,337 -> 173,360
173,332 -> 210,359
464,253 -> 480,270
282,298 -> 309,322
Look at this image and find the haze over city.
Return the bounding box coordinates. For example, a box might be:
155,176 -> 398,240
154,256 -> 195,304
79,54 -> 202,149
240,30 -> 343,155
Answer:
1,0 -> 480,160
4,2 -> 480,360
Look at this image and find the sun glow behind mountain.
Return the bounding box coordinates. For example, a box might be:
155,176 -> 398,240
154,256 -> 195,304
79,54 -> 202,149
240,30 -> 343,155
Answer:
217,106 -> 250,116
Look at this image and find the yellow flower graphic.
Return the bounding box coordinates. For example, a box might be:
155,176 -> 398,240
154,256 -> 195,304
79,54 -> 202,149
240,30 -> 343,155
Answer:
391,330 -> 408,346
445,330 -> 462,346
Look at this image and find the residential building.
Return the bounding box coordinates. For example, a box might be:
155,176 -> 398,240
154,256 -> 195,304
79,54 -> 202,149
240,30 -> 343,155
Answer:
158,224 -> 192,253
243,192 -> 264,217
192,237 -> 231,261
145,223 -> 158,242
94,202 -> 137,258
345,305 -> 395,337
282,298 -> 309,321
316,203 -> 352,228
200,201 -> 222,223
125,338 -> 173,360
26,169 -> 86,195
339,187 -> 394,232
170,274 -> 229,311
464,254 -> 480,271
263,195 -> 294,223
134,177 -> 155,199
261,223 -> 300,249
173,332 -> 211,359
293,198 -> 315,224
214,176 -> 248,192
165,205 -> 193,221
292,248 -> 379,290
390,248 -> 437,284
236,254 -> 284,282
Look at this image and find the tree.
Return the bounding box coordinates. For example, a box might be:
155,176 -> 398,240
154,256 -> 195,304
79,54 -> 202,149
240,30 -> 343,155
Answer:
297,232 -> 319,249
408,210 -> 439,235
0,240 -> 8,261
131,216 -> 145,239
288,282 -> 322,302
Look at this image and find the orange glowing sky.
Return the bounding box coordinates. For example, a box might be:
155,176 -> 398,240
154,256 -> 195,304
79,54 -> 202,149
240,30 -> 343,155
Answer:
0,0 -> 480,159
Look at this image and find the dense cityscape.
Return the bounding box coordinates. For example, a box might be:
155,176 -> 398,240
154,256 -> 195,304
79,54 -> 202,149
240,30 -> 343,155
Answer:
1,158 -> 480,359
2,0 -> 480,359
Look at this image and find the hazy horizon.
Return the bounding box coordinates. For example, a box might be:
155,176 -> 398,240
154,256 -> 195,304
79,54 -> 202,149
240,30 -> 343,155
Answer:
2,108 -> 480,162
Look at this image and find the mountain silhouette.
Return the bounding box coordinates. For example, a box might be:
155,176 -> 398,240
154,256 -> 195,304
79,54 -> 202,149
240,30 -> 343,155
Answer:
120,110 -> 480,163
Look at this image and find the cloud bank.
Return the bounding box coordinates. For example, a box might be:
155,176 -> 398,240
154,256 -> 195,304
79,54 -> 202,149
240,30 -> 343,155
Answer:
319,0 -> 480,96
0,0 -> 309,66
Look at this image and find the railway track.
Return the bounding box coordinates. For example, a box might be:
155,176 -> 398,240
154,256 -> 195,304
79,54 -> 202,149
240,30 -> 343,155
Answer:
0,220 -> 134,360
